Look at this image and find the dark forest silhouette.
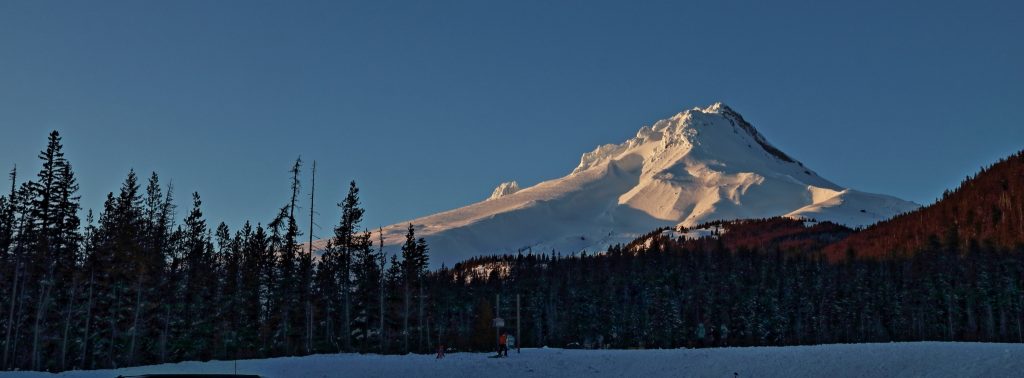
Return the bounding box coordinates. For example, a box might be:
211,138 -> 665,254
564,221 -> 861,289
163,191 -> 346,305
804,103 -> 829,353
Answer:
1,131 -> 1022,372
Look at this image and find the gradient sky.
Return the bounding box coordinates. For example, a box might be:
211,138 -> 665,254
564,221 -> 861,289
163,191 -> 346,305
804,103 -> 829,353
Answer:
1,0 -> 1021,238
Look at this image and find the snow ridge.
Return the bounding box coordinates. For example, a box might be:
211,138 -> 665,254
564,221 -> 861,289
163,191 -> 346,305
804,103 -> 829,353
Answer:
488,181 -> 521,200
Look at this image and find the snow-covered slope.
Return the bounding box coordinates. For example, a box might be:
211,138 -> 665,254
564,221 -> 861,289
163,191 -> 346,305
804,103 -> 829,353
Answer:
13,343 -> 1024,378
316,103 -> 918,266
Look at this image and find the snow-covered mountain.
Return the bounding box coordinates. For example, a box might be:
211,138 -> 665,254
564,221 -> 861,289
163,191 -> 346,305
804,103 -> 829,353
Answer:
319,103 -> 919,266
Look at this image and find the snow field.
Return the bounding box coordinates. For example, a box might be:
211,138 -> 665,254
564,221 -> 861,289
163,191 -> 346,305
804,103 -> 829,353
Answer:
6,342 -> 1022,378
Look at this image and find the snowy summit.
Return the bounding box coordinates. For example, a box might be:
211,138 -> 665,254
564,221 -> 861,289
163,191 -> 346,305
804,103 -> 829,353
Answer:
319,103 -> 920,266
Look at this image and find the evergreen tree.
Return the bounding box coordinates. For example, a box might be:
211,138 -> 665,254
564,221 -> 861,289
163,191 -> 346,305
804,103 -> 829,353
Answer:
383,253 -> 403,353
281,159 -> 304,354
398,224 -> 429,353
179,192 -> 216,360
331,180 -> 365,352
352,229 -> 378,351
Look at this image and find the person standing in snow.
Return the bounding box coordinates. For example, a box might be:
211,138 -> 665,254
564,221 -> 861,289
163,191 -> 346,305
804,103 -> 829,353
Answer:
707,319 -> 716,346
506,333 -> 516,356
719,324 -> 730,347
436,343 -> 445,359
695,322 -> 706,348
499,331 -> 509,357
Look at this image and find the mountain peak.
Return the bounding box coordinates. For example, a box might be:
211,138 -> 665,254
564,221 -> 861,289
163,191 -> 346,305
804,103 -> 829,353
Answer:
573,103 -> 792,175
701,101 -> 732,113
488,181 -> 520,200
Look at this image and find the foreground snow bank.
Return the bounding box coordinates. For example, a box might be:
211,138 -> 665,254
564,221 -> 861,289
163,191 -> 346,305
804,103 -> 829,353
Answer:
7,342 -> 1023,378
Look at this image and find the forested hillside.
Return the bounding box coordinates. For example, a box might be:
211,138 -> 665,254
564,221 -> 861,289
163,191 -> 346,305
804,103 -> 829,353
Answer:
437,216 -> 1024,351
826,150 -> 1024,259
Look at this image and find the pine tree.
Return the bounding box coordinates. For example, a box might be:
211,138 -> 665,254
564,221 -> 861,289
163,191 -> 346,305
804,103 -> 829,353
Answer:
352,229 -> 378,351
235,221 -> 263,357
415,237 -> 429,352
400,225 -> 414,353
302,161 -> 316,355
383,253 -> 403,353
28,131 -> 81,371
313,239 -> 339,352
216,222 -> 239,359
399,224 -> 429,353
90,170 -> 144,368
1,171 -> 31,370
240,223 -> 271,357
179,192 -> 215,360
331,180 -> 365,352
0,167 -> 14,257
283,159 -> 304,354
267,157 -> 304,355
153,181 -> 177,364
266,207 -> 288,354
12,181 -> 35,368
377,228 -> 388,353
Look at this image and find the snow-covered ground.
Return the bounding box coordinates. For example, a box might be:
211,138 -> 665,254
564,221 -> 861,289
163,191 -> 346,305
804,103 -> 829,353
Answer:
8,342 -> 1022,378
309,103 -> 919,268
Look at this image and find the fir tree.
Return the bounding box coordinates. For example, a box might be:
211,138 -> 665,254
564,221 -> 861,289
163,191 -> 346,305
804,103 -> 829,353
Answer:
331,180 -> 365,352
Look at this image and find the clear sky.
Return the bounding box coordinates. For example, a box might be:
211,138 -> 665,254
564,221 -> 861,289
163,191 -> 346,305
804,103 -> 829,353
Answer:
1,0 -> 1021,238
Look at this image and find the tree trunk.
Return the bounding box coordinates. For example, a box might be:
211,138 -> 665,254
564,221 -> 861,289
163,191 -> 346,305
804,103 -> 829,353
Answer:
11,275 -> 27,370
79,271 -> 94,369
378,264 -> 385,353
109,284 -> 121,368
159,303 -> 170,363
402,282 -> 409,353
2,261 -> 21,370
306,162 -> 315,355
31,265 -> 55,371
343,281 -> 351,351
342,257 -> 351,352
281,296 -> 290,354
128,276 -> 143,364
418,284 -> 425,352
59,277 -> 77,370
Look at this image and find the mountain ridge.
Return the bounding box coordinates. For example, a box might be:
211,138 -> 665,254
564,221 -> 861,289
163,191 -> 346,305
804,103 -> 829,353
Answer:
315,103 -> 919,266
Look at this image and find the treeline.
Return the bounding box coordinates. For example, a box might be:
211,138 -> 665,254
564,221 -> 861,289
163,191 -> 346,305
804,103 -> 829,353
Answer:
0,132 -> 432,372
433,224 -> 1024,351
4,132 -> 1024,373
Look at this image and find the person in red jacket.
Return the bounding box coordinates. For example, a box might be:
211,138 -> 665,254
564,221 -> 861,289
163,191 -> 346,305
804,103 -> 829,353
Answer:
498,332 -> 508,357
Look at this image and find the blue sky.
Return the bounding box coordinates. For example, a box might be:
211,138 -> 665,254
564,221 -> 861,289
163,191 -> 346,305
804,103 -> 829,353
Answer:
1,0 -> 1021,237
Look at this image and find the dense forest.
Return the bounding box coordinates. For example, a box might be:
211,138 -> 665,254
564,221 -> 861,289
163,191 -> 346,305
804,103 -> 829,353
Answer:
1,132 -> 1022,372
0,132 -> 430,371
439,218 -> 1024,352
